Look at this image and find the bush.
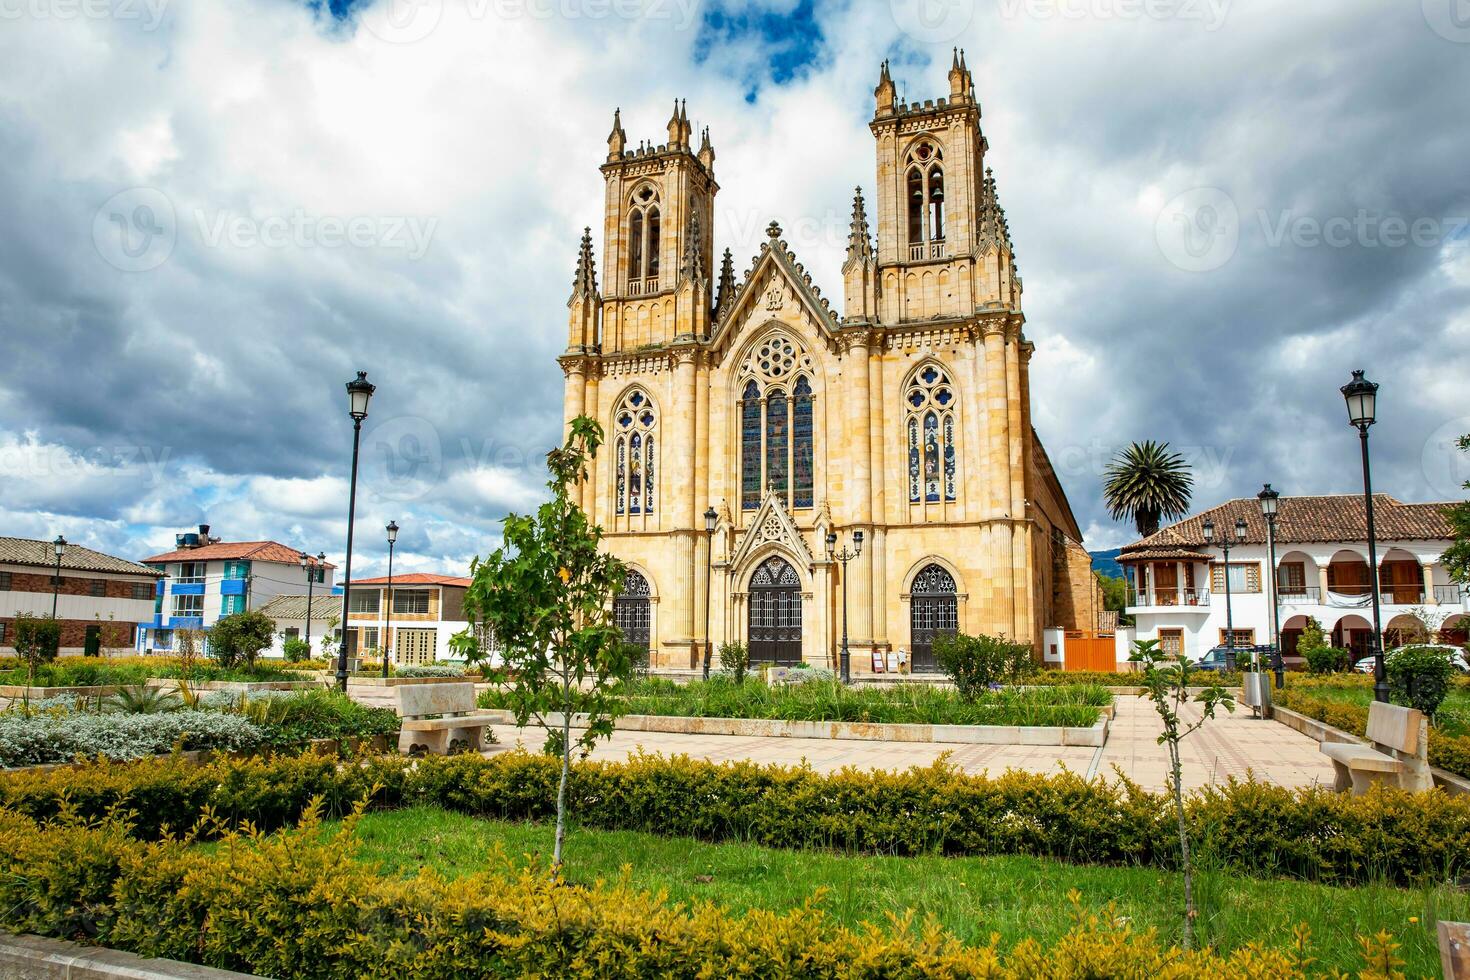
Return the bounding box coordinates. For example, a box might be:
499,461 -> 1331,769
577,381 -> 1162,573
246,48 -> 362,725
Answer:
282,638 -> 312,662
1304,645 -> 1347,675
12,613 -> 61,670
933,633 -> 1035,698
0,710 -> 263,767
6,750 -> 1470,888
718,642 -> 750,684
1387,645 -> 1458,718
207,610 -> 276,671
394,664 -> 466,678
0,805 -> 1341,979
1029,669 -> 1246,688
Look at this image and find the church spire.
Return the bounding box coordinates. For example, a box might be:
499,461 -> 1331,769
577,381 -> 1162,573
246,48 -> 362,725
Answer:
844,186 -> 874,266
874,59 -> 895,116
698,125 -> 715,170
679,209 -> 705,283
714,246 -> 736,319
569,226 -> 598,301
666,99 -> 683,148
607,107 -> 626,161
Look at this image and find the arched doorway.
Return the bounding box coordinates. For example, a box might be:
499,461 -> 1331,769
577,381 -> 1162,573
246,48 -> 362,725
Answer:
613,570 -> 651,651
1333,614 -> 1372,666
748,555 -> 802,666
1444,615 -> 1469,648
909,563 -> 958,673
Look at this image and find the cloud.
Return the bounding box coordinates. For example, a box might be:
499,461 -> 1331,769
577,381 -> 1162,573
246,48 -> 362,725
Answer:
0,0 -> 1466,587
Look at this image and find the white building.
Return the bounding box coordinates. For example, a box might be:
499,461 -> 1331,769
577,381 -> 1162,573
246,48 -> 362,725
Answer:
341,573 -> 474,665
257,593 -> 341,659
139,526 -> 336,652
1120,494 -> 1466,666
0,537 -> 163,656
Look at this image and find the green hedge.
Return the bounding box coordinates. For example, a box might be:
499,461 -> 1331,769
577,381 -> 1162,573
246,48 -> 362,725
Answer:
1274,688 -> 1470,781
4,751 -> 1470,887
1031,669 -> 1245,687
0,804 -> 1352,979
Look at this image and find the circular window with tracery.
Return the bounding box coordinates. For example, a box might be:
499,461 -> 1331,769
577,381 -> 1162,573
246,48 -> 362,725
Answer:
743,334 -> 812,384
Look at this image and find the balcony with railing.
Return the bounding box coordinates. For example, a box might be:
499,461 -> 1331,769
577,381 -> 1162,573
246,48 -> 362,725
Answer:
908,240 -> 947,262
1277,586 -> 1322,605
1127,587 -> 1212,610
1435,584 -> 1468,605
627,277 -> 659,296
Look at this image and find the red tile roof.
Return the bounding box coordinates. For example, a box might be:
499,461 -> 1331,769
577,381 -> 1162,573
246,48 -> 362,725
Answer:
1121,494 -> 1456,555
142,541 -> 337,568
0,537 -> 164,577
350,572 -> 471,587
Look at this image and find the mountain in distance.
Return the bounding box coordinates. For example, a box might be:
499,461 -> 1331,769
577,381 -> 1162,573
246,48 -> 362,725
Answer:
1090,548 -> 1123,579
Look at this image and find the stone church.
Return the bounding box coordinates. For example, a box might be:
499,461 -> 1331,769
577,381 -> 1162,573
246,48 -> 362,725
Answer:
559,55 -> 1100,674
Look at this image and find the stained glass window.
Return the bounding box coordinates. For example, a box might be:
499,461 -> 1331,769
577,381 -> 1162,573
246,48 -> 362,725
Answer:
629,432 -> 642,514
904,364 -> 959,505
766,389 -> 788,497
612,389 -> 656,517
741,380 -> 762,511
793,376 -> 813,509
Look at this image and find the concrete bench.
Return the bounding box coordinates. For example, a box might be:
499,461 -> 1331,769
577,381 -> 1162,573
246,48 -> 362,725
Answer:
1320,701 -> 1432,794
396,682 -> 492,756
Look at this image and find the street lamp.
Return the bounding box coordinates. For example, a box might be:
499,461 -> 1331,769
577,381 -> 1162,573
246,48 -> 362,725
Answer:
1342,368 -> 1387,704
50,535 -> 66,621
301,551 -> 325,651
825,529 -> 864,684
1204,518 -> 1246,668
1257,484 -> 1284,687
336,371 -> 375,691
701,506 -> 717,681
382,520 -> 399,679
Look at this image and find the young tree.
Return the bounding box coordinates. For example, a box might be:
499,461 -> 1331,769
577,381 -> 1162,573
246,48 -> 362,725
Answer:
174,627 -> 203,679
452,416 -> 633,871
13,612 -> 61,696
208,610 -> 275,670
1128,637 -> 1234,950
1103,441 -> 1194,538
1442,434 -> 1470,586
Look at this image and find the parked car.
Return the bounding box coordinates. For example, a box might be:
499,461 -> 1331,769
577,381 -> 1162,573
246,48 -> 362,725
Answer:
1195,646 -> 1236,672
1353,644 -> 1469,673
1195,645 -> 1276,672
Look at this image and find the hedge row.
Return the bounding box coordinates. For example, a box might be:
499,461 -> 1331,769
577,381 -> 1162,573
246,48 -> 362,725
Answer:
4,750 -> 1470,887
0,805 -> 1359,979
1031,669 -> 1244,687
1274,688 -> 1470,780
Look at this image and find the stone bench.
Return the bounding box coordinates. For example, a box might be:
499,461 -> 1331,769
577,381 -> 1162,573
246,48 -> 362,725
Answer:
396,682 -> 492,756
1321,701 -> 1432,794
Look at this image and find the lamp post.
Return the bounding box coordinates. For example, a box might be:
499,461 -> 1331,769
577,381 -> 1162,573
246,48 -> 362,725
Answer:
50,535 -> 66,621
825,529 -> 864,685
382,521 -> 398,679
336,371 -> 375,692
701,506 -> 717,681
1257,484 -> 1284,688
300,551 -> 325,650
1342,369 -> 1387,704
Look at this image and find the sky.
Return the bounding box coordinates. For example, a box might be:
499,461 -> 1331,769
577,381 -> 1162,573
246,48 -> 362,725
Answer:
0,0 -> 1468,581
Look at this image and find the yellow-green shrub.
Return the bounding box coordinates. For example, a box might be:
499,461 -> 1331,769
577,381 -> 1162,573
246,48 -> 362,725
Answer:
5,751 -> 1470,887
1275,688 -> 1470,780
0,804 -> 1381,978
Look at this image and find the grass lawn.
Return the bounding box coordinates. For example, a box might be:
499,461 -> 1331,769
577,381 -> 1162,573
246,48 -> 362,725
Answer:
1287,680 -> 1470,736
482,676 -> 1110,727
346,806 -> 1462,975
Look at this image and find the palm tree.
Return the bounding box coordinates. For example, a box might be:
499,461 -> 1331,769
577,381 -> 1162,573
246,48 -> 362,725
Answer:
1104,441 -> 1194,538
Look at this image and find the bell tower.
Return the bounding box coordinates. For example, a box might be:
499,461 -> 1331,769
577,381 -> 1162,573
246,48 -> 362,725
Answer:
597,101 -> 719,352
868,52 -> 1021,323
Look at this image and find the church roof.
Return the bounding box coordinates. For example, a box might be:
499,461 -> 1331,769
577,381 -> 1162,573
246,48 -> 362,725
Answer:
710,221 -> 841,345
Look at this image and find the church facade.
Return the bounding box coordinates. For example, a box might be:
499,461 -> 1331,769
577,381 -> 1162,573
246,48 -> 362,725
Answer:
559,56 -> 1100,674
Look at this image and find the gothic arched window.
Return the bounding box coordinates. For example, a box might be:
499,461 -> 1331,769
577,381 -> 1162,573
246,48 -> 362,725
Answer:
627,186 -> 661,287
904,142 -> 945,249
613,389 -> 657,517
904,363 -> 958,504
738,335 -> 816,512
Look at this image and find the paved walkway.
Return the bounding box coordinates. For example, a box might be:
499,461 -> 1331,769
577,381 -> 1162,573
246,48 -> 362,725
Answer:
484,696 -> 1338,794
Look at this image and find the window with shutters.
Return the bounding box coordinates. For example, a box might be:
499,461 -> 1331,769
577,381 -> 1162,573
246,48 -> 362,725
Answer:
392,589 -> 431,615
1210,562 -> 1261,593
1277,562 -> 1307,594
